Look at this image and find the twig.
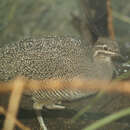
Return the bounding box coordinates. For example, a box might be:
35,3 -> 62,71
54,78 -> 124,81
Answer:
106,0 -> 115,40
2,77 -> 27,130
1,78 -> 130,95
0,106 -> 30,130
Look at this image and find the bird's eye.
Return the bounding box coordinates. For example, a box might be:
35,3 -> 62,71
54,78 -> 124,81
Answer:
104,47 -> 108,50
103,45 -> 108,50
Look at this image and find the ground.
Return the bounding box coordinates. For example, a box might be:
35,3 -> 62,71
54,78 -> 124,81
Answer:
1,92 -> 130,130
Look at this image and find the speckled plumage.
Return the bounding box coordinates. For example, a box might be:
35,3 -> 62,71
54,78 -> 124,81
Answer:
0,36 -> 93,101
0,36 -> 120,130
0,36 -> 89,81
0,36 -> 119,100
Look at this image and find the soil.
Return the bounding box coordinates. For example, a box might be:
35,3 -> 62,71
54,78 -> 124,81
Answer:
1,92 -> 130,130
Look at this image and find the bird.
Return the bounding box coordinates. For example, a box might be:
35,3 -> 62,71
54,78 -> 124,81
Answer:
0,36 -> 120,130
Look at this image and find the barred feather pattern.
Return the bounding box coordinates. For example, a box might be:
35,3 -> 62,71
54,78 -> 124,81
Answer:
0,36 -> 117,105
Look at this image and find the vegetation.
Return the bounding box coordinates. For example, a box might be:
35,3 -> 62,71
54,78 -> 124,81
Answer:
0,0 -> 130,130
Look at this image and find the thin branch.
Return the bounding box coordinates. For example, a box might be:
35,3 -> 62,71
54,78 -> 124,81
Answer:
0,106 -> 30,130
0,78 -> 130,95
2,77 -> 27,130
106,0 -> 115,40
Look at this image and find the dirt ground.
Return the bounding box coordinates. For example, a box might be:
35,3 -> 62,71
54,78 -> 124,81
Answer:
0,92 -> 130,130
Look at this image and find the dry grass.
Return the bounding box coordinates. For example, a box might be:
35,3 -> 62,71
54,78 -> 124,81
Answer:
0,77 -> 130,129
1,77 -> 130,94
2,77 -> 30,130
0,106 -> 30,130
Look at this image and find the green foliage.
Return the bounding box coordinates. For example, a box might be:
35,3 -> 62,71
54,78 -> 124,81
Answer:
116,70 -> 130,80
83,107 -> 130,130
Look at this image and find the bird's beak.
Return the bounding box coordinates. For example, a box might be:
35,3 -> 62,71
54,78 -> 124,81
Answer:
113,52 -> 126,62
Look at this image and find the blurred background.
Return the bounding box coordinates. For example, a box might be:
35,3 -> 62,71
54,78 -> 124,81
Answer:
0,0 -> 129,44
0,0 -> 130,130
1,0 -> 130,59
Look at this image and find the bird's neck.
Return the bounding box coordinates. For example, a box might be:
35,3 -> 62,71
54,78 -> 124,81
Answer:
91,56 -> 114,80
93,56 -> 112,64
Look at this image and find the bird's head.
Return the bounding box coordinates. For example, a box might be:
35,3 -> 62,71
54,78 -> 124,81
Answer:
92,37 -> 121,62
